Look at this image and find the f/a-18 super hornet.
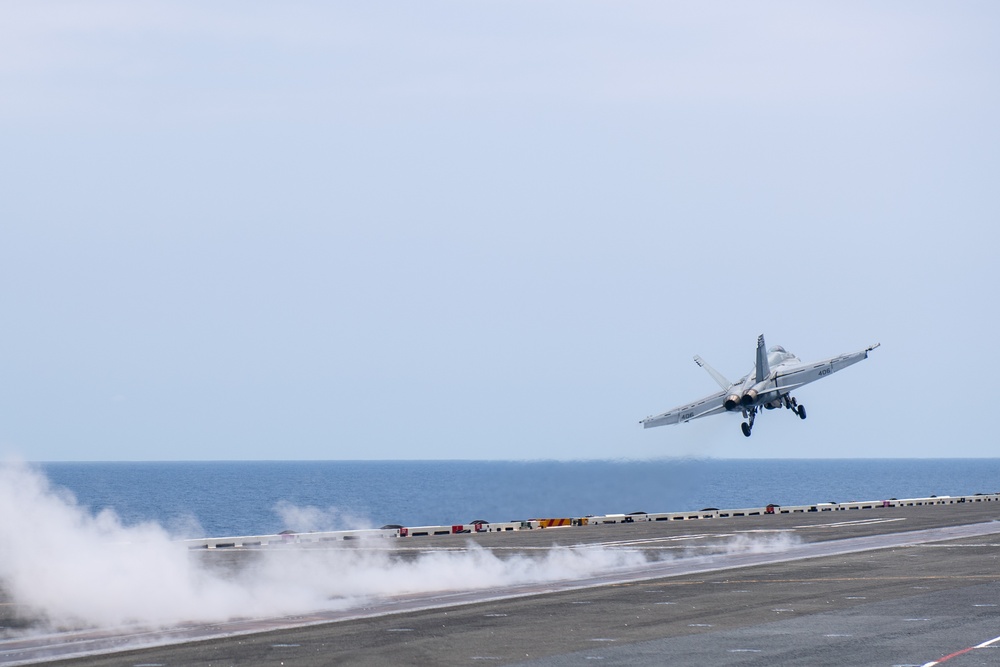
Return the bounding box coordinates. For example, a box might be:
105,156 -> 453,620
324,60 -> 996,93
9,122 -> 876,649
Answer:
640,335 -> 880,437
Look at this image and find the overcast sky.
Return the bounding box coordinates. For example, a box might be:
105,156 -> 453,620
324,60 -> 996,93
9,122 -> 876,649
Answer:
1,2 -> 997,461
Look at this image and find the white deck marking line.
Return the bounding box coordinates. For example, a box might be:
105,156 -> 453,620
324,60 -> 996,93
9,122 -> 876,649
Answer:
796,518 -> 905,529
572,534 -> 722,547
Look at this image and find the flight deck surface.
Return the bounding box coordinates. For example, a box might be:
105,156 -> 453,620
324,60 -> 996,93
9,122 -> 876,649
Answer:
3,501 -> 999,666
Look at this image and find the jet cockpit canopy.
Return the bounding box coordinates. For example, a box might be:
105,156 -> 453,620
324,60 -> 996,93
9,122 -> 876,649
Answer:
767,345 -> 796,366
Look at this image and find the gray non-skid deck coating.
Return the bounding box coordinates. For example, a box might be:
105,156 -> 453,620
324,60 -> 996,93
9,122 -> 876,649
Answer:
4,502 -> 1000,666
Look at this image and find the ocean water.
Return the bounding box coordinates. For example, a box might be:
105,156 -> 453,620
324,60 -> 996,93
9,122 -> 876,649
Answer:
38,459 -> 1000,539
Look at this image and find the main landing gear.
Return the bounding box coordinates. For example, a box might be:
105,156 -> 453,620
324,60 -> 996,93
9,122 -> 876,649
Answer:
741,396 -> 806,437
785,395 -> 807,420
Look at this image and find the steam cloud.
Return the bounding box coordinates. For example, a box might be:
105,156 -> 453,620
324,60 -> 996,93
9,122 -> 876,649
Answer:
0,462 -> 797,634
274,500 -> 374,533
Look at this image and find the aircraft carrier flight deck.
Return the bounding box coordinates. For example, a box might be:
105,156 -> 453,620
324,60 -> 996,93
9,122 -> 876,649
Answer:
2,496 -> 999,667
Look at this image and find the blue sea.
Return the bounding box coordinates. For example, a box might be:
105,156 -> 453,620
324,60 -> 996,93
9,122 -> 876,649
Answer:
38,459 -> 1000,539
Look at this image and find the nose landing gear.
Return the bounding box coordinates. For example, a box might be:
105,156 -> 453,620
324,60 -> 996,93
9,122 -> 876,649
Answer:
741,406 -> 757,437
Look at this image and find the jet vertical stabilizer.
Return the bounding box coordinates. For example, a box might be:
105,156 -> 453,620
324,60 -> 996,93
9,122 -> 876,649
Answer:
754,334 -> 770,384
693,355 -> 733,391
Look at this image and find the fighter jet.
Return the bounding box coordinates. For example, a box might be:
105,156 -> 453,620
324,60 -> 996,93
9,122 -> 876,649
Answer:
640,335 -> 880,437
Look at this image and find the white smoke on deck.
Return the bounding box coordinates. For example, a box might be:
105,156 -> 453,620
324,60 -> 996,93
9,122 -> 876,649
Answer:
273,500 -> 374,533
717,531 -> 802,555
0,462 -> 797,632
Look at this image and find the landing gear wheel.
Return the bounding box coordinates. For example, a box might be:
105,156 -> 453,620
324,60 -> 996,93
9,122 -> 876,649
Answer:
741,422 -> 752,437
797,405 -> 807,420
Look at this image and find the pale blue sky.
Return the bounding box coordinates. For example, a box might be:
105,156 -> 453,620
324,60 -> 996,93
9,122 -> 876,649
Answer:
1,2 -> 997,460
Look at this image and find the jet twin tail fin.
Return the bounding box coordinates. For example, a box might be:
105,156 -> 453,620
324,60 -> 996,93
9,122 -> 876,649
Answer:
696,334 -> 775,390
755,334 -> 770,383
694,355 -> 733,390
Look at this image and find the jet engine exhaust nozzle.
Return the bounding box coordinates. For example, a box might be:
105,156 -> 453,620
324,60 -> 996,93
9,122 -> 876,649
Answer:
724,394 -> 742,411
740,389 -> 758,407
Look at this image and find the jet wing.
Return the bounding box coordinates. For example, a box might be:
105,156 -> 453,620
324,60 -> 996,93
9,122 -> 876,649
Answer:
775,343 -> 880,393
641,389 -> 730,428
